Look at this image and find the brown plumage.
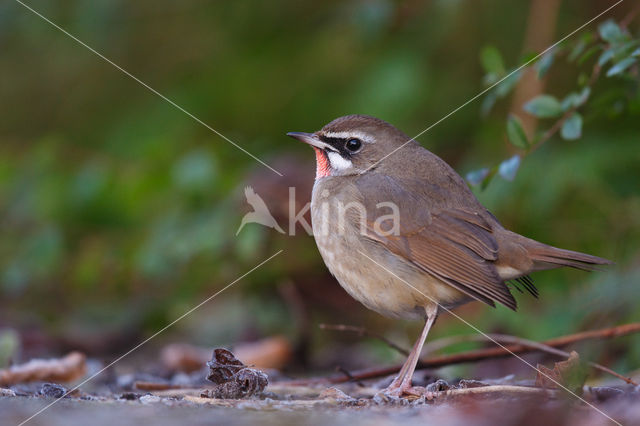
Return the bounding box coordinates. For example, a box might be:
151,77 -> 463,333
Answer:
287,114 -> 611,398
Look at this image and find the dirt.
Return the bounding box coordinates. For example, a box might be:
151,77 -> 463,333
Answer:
2,348 -> 639,425
2,380 -> 639,426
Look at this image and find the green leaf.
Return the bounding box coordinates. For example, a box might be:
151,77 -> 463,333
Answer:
498,155 -> 521,181
632,47 -> 640,57
480,46 -> 505,74
483,72 -> 499,86
577,72 -> 589,87
577,45 -> 601,65
0,329 -> 19,368
523,95 -> 563,118
480,167 -> 497,190
560,113 -> 583,140
466,168 -> 490,186
598,20 -> 624,44
568,40 -> 586,62
576,87 -> 591,105
561,87 -> 591,111
561,94 -> 578,112
597,48 -> 615,66
506,114 -> 529,149
568,33 -> 595,62
520,51 -> 538,64
613,40 -> 640,57
481,91 -> 497,116
606,57 -> 637,77
535,51 -> 555,78
495,70 -> 522,98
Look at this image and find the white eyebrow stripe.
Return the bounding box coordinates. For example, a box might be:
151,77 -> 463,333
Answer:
322,131 -> 375,144
327,151 -> 353,170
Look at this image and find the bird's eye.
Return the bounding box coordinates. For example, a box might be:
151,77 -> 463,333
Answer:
345,138 -> 362,152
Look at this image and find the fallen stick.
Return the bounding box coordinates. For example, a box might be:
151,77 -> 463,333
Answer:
487,334 -> 637,386
289,322 -> 640,385
441,384 -> 557,398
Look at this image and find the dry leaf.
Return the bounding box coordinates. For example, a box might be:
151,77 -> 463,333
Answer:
535,351 -> 588,394
0,351 -> 86,386
201,348 -> 268,399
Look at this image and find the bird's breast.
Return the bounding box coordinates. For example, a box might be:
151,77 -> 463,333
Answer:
310,182 -> 468,320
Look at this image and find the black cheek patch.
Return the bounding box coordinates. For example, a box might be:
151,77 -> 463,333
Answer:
319,136 -> 353,158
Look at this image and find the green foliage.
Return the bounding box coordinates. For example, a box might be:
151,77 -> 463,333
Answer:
506,114 -> 529,149
497,155 -> 520,181
560,87 -> 591,111
560,113 -> 582,140
523,95 -> 563,118
0,329 -> 19,368
598,20 -> 625,44
535,50 -> 555,78
480,46 -> 505,75
607,57 -> 637,76
470,15 -> 640,188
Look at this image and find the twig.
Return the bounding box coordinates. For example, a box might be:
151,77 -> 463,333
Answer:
441,384 -> 557,398
620,2 -> 640,29
335,366 -> 365,387
424,332 -> 636,385
287,322 -> 640,385
488,334 -> 636,385
319,324 -> 410,356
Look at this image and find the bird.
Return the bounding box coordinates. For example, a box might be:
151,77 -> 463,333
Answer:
236,186 -> 285,235
287,114 -> 611,399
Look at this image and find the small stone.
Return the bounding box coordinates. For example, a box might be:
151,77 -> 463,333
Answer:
139,394 -> 161,404
39,383 -> 67,399
1,388 -> 16,397
457,379 -> 489,389
426,379 -> 450,393
372,392 -> 410,406
119,392 -> 140,401
319,387 -> 355,402
588,386 -> 625,402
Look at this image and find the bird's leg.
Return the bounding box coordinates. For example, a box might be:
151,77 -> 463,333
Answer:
380,304 -> 438,399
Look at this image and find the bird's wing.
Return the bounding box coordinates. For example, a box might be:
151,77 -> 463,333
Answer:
353,174 -> 516,310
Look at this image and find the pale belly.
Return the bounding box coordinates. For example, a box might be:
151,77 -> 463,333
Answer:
310,191 -> 469,320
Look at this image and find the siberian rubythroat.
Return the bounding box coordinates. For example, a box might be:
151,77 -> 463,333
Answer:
287,114 -> 610,398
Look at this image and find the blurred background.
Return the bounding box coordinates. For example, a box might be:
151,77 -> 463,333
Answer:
1,0 -> 639,381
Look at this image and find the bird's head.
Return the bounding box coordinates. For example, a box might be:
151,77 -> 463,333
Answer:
287,115 -> 415,179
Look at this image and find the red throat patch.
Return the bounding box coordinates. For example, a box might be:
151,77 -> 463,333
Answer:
313,148 -> 330,179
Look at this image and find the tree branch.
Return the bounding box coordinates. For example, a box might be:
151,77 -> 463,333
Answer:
286,322 -> 640,386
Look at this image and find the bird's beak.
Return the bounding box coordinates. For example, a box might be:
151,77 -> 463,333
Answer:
286,132 -> 334,151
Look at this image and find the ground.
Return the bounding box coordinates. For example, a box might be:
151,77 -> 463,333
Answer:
2,380 -> 639,426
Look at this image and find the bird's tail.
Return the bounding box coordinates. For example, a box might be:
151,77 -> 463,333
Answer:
524,239 -> 612,272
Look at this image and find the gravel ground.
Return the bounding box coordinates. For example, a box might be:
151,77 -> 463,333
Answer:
2,382 -> 639,426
